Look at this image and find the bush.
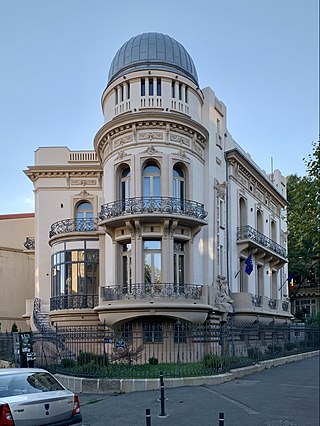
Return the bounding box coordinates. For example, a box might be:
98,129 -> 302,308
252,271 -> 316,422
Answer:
149,357 -> 158,365
203,354 -> 223,369
247,347 -> 263,360
60,358 -> 76,368
11,323 -> 18,332
77,351 -> 107,366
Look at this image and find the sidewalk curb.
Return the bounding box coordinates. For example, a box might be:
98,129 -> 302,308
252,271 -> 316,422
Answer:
55,350 -> 319,394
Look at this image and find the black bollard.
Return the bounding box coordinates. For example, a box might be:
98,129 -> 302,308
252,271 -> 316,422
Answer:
146,408 -> 151,426
219,412 -> 224,426
158,371 -> 168,417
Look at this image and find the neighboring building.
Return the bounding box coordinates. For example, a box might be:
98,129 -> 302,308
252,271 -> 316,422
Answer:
22,32 -> 291,337
291,256 -> 320,320
0,213 -> 35,332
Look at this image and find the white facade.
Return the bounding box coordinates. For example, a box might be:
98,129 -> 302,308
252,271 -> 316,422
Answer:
24,33 -> 291,332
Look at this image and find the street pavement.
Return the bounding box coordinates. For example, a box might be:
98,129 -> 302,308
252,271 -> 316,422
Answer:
78,355 -> 319,426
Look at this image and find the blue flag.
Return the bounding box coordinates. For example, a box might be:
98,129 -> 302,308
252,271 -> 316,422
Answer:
245,254 -> 253,275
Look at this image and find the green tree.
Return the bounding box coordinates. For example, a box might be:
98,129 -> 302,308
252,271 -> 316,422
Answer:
287,140 -> 320,282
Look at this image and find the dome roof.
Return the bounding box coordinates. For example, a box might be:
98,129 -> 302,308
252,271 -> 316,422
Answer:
107,32 -> 198,86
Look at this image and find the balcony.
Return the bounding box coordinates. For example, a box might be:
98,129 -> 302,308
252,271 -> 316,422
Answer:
231,292 -> 292,322
49,218 -> 99,238
237,225 -> 287,259
101,283 -> 203,301
50,294 -> 99,310
99,197 -> 207,228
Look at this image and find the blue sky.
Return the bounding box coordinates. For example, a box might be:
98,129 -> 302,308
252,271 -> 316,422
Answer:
0,0 -> 318,214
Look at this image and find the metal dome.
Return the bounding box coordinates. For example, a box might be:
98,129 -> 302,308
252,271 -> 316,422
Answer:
107,32 -> 199,86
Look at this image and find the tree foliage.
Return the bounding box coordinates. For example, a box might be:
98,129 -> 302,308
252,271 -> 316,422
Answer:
287,140 -> 320,280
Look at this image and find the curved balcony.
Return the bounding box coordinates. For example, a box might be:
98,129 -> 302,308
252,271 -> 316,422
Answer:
50,294 -> 99,311
101,283 -> 203,301
237,225 -> 287,259
49,218 -> 99,238
99,197 -> 207,227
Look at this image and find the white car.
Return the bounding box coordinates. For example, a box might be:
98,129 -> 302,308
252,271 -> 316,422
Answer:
0,368 -> 82,426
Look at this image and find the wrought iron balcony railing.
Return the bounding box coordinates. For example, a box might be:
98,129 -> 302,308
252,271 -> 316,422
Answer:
101,283 -> 203,301
268,298 -> 277,309
49,218 -> 99,238
50,294 -> 99,310
24,236 -> 35,250
282,301 -> 289,312
251,294 -> 262,307
237,225 -> 287,258
99,197 -> 207,221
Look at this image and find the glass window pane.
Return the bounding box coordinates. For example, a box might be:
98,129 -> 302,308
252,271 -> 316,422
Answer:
143,177 -> 150,197
157,78 -> 161,96
144,241 -> 161,250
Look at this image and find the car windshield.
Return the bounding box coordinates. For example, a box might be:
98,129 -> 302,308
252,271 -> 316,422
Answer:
0,372 -> 64,397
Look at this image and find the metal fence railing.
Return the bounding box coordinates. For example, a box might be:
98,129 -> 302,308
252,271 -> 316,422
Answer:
1,321 -> 319,378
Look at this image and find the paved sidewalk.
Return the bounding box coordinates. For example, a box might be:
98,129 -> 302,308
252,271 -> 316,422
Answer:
78,355 -> 319,426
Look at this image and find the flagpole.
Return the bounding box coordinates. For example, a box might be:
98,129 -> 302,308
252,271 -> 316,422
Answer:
278,276 -> 289,292
235,253 -> 252,278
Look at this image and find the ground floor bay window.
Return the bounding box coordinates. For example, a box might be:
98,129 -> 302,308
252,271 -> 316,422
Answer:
51,246 -> 99,310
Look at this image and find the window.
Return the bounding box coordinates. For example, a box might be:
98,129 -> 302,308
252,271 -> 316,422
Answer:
173,166 -> 185,207
120,84 -> 124,102
144,240 -> 161,285
174,241 -> 185,293
115,88 -> 118,105
157,78 -> 161,96
143,164 -> 160,197
174,321 -> 187,343
179,83 -> 182,100
76,201 -> 94,231
141,78 -> 145,96
171,81 -> 175,98
120,166 -> 131,206
51,248 -> 99,302
144,321 -> 163,343
122,243 -> 132,294
185,87 -> 188,103
127,82 -> 130,99
149,78 -> 154,96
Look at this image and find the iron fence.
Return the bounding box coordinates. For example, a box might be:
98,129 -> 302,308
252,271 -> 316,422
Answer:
1,322 -> 318,378
24,321 -> 320,379
0,332 -> 14,363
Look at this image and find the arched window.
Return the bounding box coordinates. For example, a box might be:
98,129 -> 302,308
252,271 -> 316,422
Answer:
271,221 -> 276,242
257,210 -> 263,233
120,166 -> 131,202
173,166 -> 185,201
76,201 -> 94,231
239,197 -> 247,227
143,164 -> 160,197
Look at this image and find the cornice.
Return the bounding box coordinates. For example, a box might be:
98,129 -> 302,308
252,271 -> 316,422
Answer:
24,166 -> 103,182
94,111 -> 209,164
226,150 -> 286,207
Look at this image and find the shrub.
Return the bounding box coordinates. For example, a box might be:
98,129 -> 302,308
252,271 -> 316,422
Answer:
203,354 -> 223,369
61,358 -> 76,368
248,347 -> 263,360
11,323 -> 18,332
149,357 -> 158,365
77,351 -> 107,366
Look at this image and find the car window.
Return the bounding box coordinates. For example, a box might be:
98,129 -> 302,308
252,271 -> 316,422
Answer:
0,372 -> 64,396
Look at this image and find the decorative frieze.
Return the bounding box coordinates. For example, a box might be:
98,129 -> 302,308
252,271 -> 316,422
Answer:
139,131 -> 163,141
170,133 -> 190,147
70,179 -> 97,187
113,134 -> 133,148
